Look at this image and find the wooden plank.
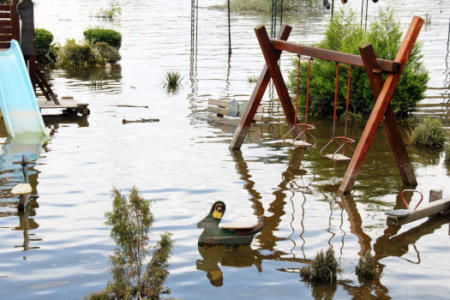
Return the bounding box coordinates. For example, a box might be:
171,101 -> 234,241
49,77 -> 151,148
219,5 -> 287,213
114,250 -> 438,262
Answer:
0,41 -> 10,48
0,20 -> 11,26
230,24 -> 292,151
0,34 -> 11,41
386,198 -> 450,226
0,5 -> 10,11
271,39 -> 401,73
0,12 -> 10,18
206,106 -> 229,116
339,16 -> 423,194
208,98 -> 229,107
325,153 -> 351,161
0,27 -> 11,34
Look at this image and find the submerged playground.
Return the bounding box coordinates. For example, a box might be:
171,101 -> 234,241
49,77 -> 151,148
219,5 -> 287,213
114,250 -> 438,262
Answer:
0,0 -> 449,299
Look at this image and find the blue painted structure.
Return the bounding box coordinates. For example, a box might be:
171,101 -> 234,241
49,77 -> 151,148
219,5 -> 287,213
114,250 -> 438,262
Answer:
0,39 -> 47,139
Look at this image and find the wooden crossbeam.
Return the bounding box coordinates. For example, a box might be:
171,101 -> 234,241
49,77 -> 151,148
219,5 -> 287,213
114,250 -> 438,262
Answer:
272,40 -> 400,73
339,16 -> 423,194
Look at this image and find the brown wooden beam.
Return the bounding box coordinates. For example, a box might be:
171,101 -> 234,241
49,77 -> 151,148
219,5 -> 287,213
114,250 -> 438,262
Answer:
357,43 -> 416,188
272,39 -> 401,73
10,0 -> 19,41
230,24 -> 292,151
255,26 -> 296,125
339,16 -> 424,194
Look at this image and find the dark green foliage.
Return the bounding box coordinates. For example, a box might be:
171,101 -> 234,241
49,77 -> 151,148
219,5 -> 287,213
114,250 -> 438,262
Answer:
412,118 -> 446,149
300,248 -> 338,284
355,250 -> 376,282
35,28 -> 58,64
84,28 -> 122,49
87,187 -> 173,300
288,8 -> 428,118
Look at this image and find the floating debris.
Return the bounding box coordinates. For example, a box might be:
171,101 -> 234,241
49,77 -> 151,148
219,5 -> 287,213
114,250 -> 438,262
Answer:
122,118 -> 160,124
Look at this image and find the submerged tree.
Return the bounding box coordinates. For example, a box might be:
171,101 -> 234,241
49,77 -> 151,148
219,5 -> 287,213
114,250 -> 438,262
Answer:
88,187 -> 173,300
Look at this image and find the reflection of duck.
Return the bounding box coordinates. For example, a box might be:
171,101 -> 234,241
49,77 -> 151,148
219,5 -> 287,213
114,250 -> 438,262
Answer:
197,201 -> 263,246
196,245 -> 263,286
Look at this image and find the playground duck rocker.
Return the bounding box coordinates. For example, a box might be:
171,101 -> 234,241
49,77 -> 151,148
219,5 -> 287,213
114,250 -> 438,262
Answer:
197,201 -> 264,246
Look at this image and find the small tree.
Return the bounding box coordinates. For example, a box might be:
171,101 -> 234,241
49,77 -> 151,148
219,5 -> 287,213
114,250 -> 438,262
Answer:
88,187 -> 173,299
288,8 -> 428,118
412,118 -> 446,149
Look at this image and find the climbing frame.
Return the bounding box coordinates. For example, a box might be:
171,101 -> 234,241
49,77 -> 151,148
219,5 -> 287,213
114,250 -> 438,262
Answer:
230,17 -> 424,194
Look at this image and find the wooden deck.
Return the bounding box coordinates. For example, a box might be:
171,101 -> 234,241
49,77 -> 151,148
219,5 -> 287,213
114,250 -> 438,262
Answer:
38,96 -> 90,116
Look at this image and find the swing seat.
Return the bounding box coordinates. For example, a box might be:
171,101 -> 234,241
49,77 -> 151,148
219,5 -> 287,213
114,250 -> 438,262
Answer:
285,139 -> 313,148
324,153 -> 351,162
284,123 -> 316,148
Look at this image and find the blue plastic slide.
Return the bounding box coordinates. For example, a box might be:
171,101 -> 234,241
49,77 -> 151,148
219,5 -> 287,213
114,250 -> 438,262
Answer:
0,39 -> 47,139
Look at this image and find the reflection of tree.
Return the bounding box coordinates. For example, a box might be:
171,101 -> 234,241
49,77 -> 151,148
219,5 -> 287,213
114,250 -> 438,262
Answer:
89,188 -> 173,299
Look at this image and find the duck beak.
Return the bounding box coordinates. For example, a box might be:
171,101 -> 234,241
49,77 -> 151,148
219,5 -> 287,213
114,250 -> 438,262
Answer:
212,210 -> 223,219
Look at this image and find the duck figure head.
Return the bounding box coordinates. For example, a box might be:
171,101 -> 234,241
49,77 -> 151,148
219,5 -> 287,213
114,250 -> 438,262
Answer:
197,201 -> 226,228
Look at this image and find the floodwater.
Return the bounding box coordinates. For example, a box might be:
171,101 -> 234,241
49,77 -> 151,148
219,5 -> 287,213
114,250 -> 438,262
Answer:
0,0 -> 449,299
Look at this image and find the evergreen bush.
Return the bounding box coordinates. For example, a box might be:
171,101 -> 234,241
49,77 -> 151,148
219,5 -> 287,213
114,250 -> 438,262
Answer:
288,8 -> 428,118
84,28 -> 122,49
35,28 -> 57,64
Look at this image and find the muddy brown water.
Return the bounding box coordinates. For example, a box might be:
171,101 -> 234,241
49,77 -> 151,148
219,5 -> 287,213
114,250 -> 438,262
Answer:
0,0 -> 449,299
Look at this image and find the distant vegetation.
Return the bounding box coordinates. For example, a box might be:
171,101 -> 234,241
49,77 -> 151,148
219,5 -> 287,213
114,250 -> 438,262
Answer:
215,0 -> 322,13
96,3 -> 122,20
412,118 -> 446,149
88,187 -> 173,299
288,8 -> 429,118
58,28 -> 121,68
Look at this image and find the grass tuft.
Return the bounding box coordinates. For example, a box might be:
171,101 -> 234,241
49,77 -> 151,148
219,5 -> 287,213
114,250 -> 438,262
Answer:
355,250 -> 376,282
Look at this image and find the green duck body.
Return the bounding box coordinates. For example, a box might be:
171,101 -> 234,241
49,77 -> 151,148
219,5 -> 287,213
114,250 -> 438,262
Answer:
197,201 -> 263,246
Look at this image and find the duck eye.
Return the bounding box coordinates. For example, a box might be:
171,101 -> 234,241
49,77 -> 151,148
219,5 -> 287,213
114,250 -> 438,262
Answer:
216,205 -> 223,212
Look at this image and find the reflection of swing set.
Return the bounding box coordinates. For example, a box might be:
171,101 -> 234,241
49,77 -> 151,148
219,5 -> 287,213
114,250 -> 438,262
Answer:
230,17 -> 425,193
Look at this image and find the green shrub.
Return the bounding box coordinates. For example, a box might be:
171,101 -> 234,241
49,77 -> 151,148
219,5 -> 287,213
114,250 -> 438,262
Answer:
355,250 -> 376,282
84,28 -> 122,49
300,248 -> 338,283
96,4 -> 121,20
412,118 -> 446,149
58,39 -> 100,68
94,42 -> 121,64
288,8 -> 428,118
35,28 -> 57,64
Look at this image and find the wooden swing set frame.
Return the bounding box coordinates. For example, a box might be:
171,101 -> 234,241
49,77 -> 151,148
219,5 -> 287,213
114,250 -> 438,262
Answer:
229,16 -> 424,194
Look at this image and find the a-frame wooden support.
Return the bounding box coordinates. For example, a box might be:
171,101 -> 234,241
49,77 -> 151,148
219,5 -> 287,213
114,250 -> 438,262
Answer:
230,17 -> 424,194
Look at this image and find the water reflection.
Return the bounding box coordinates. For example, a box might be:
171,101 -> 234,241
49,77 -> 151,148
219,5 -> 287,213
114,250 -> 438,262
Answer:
205,146 -> 450,298
0,134 -> 45,258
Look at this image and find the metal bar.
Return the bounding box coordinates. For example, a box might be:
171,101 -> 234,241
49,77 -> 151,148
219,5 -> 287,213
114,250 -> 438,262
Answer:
271,39 -> 400,73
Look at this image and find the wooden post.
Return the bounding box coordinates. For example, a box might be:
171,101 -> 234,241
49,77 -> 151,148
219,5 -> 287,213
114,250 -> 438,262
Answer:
351,43 -> 416,189
230,25 -> 291,151
10,0 -> 19,42
339,16 -> 424,194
